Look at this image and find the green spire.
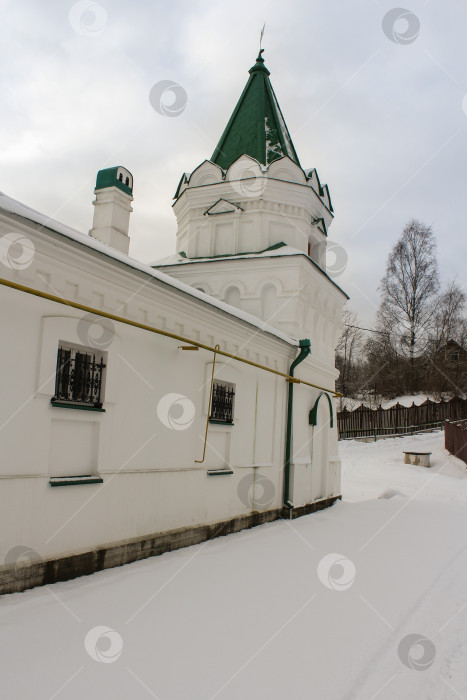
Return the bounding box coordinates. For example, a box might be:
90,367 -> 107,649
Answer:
211,50 -> 301,170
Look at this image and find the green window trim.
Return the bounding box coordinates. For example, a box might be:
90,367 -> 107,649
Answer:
49,475 -> 103,487
51,401 -> 105,412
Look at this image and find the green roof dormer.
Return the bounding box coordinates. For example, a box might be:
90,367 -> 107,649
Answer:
95,166 -> 133,195
211,50 -> 300,171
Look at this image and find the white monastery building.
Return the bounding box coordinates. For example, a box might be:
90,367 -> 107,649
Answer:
0,51 -> 348,594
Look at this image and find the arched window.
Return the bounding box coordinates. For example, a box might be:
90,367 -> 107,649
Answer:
261,284 -> 277,323
119,173 -> 123,182
125,177 -> 130,186
224,286 -> 241,309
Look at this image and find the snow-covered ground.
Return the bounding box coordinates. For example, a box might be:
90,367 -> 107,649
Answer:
1,432 -> 466,700
341,431 -> 467,504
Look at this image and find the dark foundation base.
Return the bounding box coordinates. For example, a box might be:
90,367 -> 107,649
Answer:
0,495 -> 341,595
283,495 -> 342,519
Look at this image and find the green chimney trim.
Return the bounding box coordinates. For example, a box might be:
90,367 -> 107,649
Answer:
96,167 -> 133,195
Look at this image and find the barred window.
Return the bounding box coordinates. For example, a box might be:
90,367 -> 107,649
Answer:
210,380 -> 235,424
51,343 -> 106,408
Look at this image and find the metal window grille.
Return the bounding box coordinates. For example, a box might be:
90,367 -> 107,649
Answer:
52,345 -> 106,408
210,381 -> 235,423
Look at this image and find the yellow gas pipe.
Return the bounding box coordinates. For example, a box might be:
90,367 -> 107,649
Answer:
0,277 -> 341,397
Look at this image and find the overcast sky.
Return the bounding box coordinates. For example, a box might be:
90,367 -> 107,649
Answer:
1,0 -> 466,325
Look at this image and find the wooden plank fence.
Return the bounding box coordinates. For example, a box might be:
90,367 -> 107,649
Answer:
445,419 -> 467,465
337,397 -> 467,440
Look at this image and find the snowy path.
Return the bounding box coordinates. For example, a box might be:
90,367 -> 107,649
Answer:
1,433 -> 466,699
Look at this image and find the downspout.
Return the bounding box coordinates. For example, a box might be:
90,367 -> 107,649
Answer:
284,338 -> 311,512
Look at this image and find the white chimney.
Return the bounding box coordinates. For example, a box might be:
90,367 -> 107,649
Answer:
89,166 -> 133,255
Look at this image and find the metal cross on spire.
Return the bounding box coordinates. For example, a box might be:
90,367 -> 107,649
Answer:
259,23 -> 265,51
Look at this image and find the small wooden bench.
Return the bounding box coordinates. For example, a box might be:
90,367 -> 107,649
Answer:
403,451 -> 432,467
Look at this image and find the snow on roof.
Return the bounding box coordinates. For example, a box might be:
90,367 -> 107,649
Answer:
339,394 -> 459,411
152,245 -> 349,300
0,191 -> 298,347
151,244 -> 303,267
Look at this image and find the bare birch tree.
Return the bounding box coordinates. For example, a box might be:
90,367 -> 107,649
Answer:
377,220 -> 439,381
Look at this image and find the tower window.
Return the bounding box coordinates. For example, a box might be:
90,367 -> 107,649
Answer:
125,177 -> 130,186
119,173 -> 123,182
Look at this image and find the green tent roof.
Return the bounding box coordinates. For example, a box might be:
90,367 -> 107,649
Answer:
211,51 -> 300,170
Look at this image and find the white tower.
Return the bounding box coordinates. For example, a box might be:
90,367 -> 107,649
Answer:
152,51 -> 347,361
89,166 -> 133,255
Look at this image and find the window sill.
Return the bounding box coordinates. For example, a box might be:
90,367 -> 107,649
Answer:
51,401 -> 105,412
209,419 -> 234,426
207,469 -> 234,476
49,475 -> 103,487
